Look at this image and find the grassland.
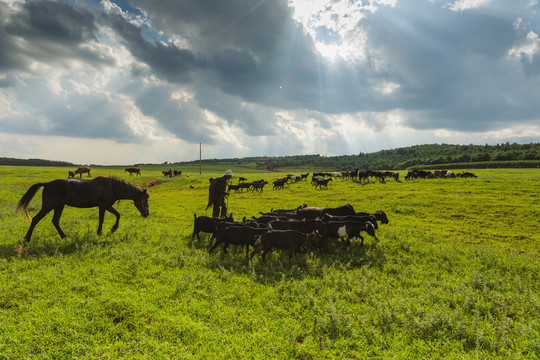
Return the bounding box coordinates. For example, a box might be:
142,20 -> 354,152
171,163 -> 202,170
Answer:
0,165 -> 539,359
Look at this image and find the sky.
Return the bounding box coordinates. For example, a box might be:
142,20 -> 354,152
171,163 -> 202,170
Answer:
0,0 -> 539,165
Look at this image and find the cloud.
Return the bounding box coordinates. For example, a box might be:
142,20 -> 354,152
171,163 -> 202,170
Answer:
0,0 -> 538,164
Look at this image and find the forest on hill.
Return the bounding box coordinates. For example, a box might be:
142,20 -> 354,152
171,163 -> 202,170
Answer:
181,143 -> 540,170
2,143 -> 540,170
0,157 -> 75,167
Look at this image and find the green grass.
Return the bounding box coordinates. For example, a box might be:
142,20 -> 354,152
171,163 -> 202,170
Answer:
0,166 -> 539,359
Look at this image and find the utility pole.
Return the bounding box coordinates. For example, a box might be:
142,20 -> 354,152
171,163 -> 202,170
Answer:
199,142 -> 202,175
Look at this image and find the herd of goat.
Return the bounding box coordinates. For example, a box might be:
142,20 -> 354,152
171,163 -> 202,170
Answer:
226,169 -> 478,192
193,204 -> 388,261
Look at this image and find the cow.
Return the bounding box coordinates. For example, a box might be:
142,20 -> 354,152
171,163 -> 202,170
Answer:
75,166 -> 91,178
162,169 -> 173,177
125,167 -> 141,176
250,230 -> 320,261
461,172 -> 477,178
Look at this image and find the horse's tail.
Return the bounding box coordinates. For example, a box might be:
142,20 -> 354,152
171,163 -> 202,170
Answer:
15,182 -> 46,220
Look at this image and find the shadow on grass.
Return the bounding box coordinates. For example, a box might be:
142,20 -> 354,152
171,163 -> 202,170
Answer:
0,230 -> 119,259
203,238 -> 388,285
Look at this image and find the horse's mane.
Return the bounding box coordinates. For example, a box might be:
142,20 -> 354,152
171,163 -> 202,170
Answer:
96,176 -> 144,197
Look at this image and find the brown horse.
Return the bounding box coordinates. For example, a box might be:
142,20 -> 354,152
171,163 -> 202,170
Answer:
15,176 -> 149,244
75,166 -> 91,178
125,167 -> 141,176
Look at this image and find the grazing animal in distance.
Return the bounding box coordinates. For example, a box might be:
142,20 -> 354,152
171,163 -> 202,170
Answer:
273,179 -> 286,190
314,178 -> 332,189
74,166 -> 91,178
162,169 -> 173,177
125,167 -> 141,176
67,170 -> 76,179
15,176 -> 149,244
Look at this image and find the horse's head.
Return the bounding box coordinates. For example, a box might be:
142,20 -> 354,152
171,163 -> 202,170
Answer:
134,189 -> 150,217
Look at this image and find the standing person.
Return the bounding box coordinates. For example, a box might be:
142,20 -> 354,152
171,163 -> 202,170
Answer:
206,170 -> 233,218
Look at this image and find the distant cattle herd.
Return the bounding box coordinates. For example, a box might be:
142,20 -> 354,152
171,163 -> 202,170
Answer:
225,169 -> 477,193
65,166 -> 477,193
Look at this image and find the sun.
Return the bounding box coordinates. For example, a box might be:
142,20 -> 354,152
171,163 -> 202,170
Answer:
288,0 -> 372,62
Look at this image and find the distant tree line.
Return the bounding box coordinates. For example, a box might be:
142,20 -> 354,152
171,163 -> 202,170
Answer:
180,143 -> 540,170
0,157 -> 75,167
3,143 -> 539,170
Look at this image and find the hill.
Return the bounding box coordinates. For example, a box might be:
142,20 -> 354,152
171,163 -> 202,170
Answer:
3,143 -> 540,169
176,143 -> 540,170
0,157 -> 75,167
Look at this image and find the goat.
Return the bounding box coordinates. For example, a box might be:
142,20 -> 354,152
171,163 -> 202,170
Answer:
209,225 -> 269,257
321,220 -> 377,249
192,213 -> 234,240
250,230 -> 319,261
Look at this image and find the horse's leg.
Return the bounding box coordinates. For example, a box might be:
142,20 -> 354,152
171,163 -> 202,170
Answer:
51,205 -> 67,238
97,207 -> 106,235
106,206 -> 121,233
23,207 -> 52,243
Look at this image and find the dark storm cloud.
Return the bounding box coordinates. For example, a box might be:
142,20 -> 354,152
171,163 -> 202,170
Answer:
126,0 -> 329,111
101,11 -> 205,83
0,0 -> 115,74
